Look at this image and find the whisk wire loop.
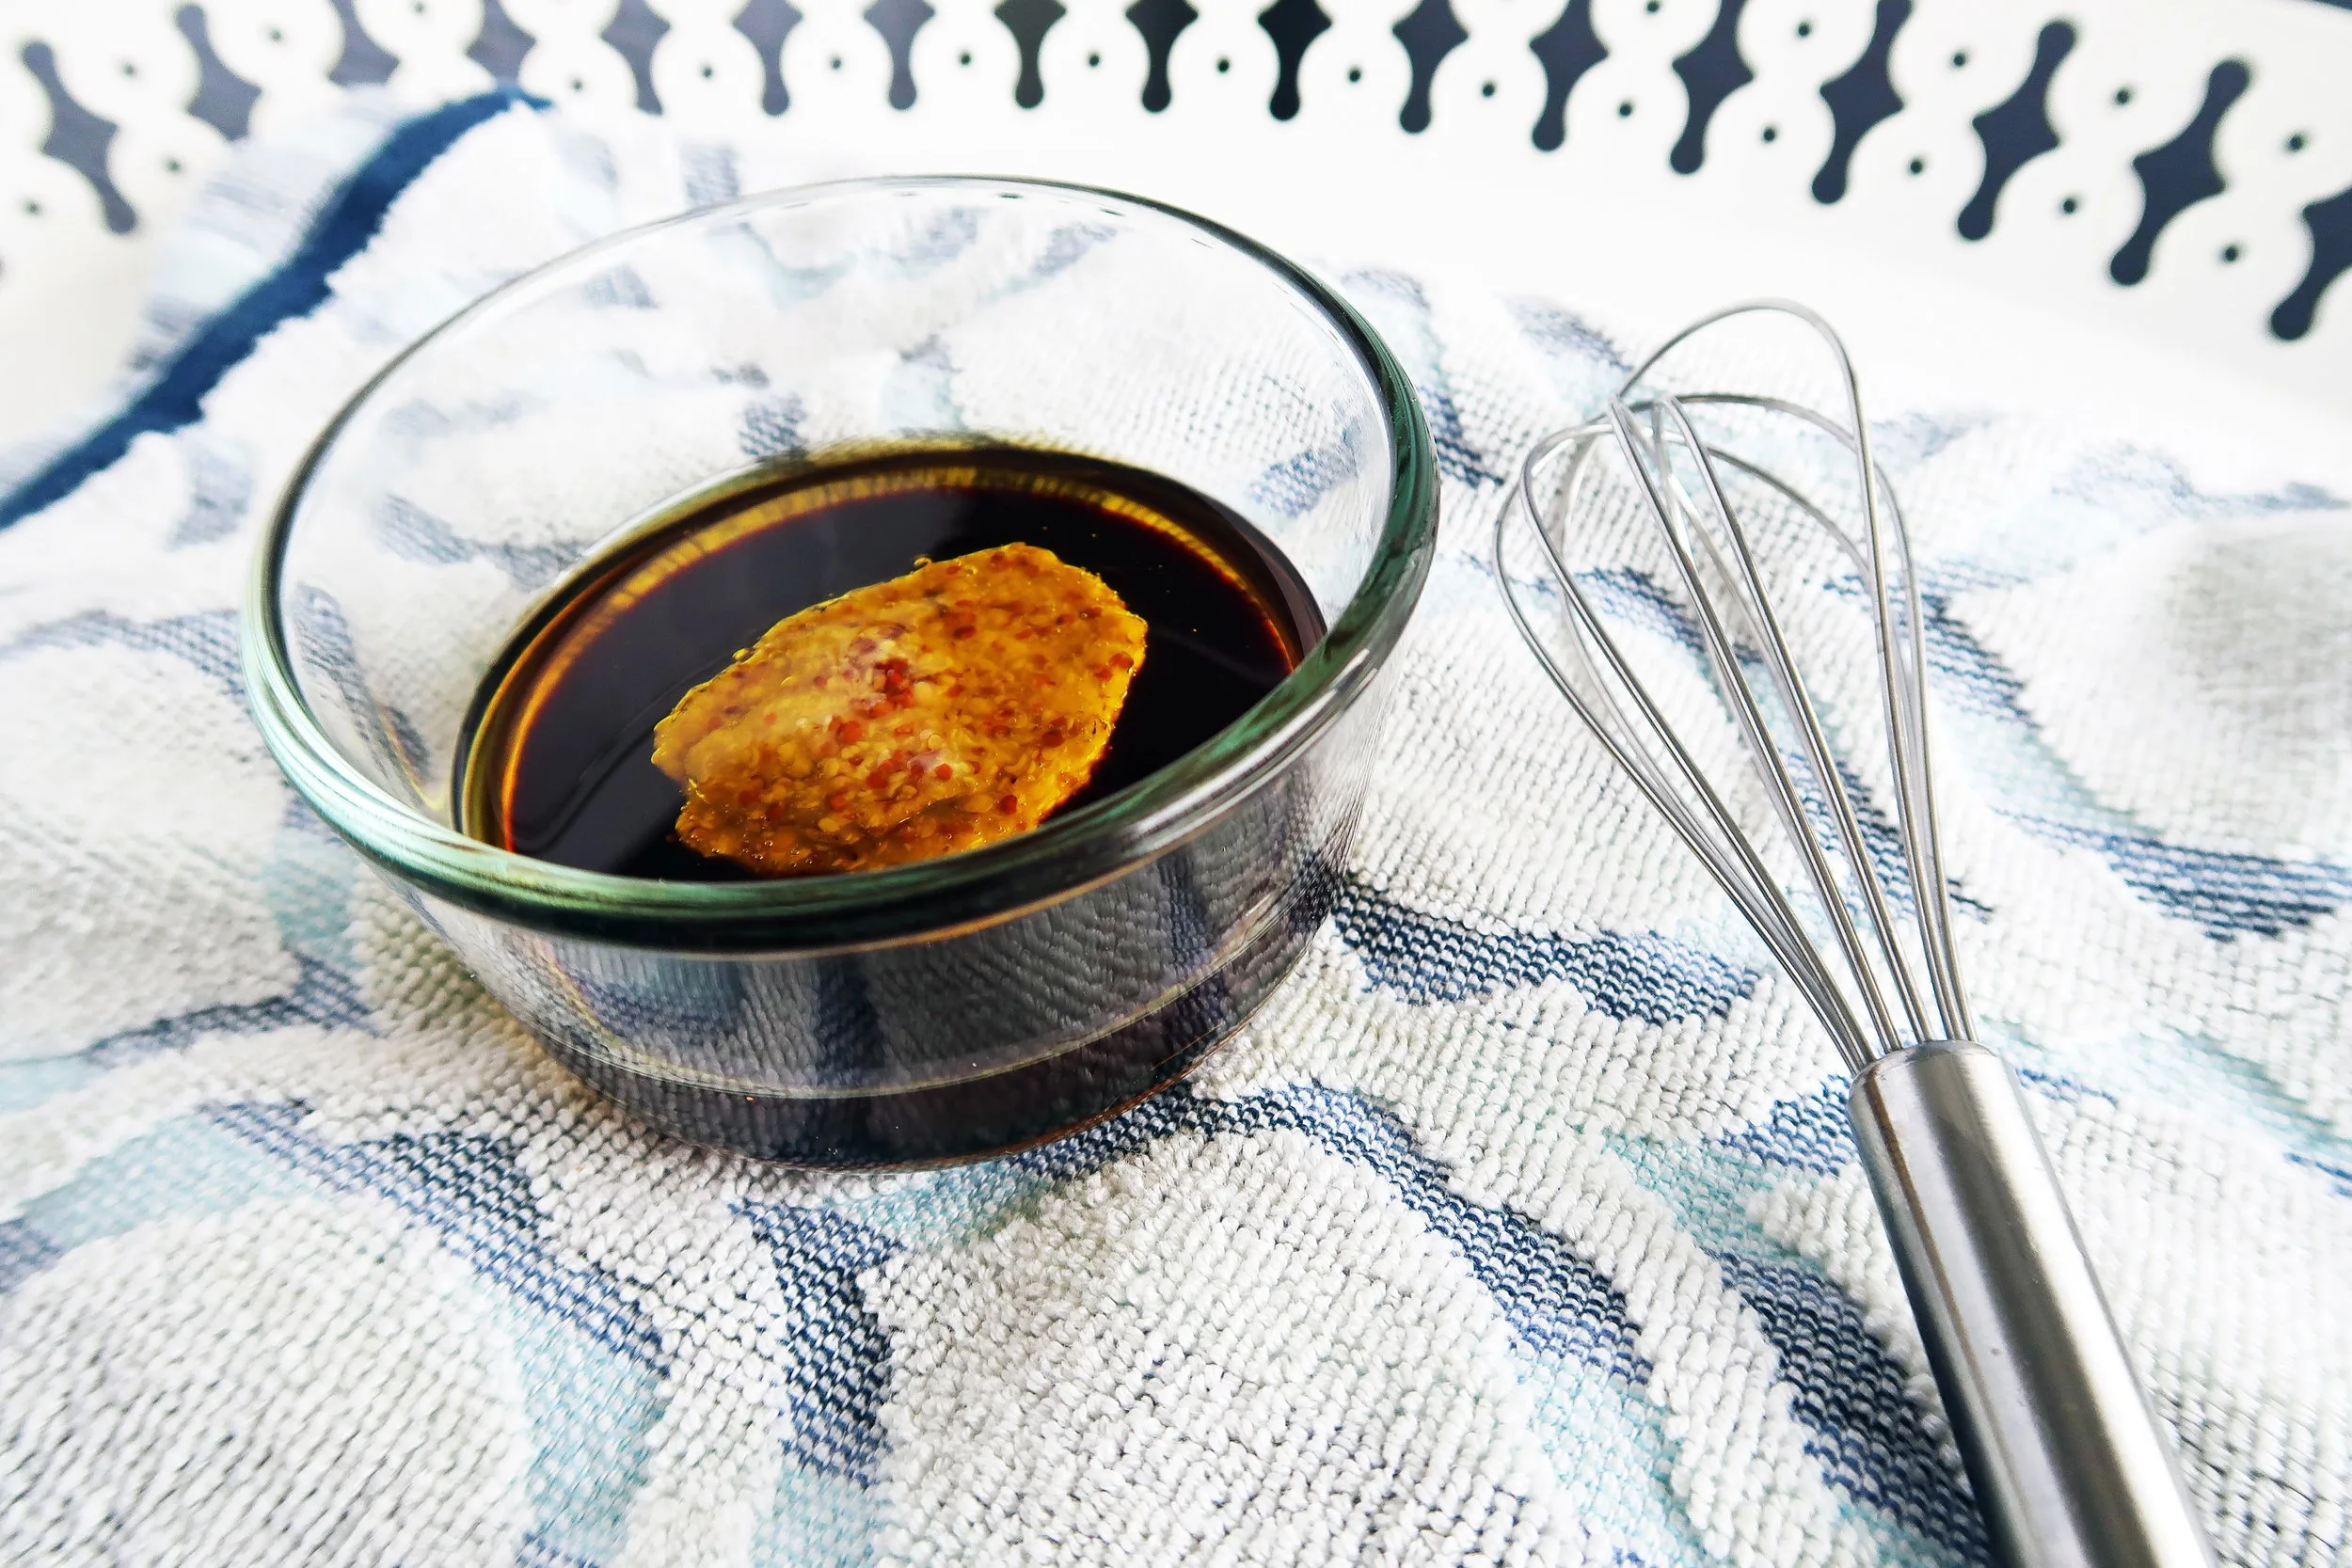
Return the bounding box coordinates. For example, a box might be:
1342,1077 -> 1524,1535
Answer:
1657,388 -> 1973,1039
1609,394 -> 1931,1053
1497,301 -> 1983,1064
1499,420 -> 1879,1069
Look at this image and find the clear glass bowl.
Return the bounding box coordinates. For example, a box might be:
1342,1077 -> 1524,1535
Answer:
244,176 -> 1436,1165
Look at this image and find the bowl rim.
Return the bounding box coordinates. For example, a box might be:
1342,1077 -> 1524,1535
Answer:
243,173 -> 1438,953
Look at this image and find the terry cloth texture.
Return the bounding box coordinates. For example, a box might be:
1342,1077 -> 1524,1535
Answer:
4,92 -> 2350,1568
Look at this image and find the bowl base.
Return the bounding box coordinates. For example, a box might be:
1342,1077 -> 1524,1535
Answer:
543,867 -> 1336,1167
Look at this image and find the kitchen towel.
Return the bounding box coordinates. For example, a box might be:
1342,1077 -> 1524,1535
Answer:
2,90 -> 2347,1568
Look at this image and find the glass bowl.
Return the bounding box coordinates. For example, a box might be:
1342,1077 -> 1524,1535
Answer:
243,176 -> 1437,1165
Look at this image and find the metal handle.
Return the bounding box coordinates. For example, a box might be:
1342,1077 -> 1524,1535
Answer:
1849,1043 -> 2215,1568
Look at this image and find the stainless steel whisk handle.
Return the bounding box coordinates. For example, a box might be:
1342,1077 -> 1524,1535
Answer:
1851,1045 -> 2215,1568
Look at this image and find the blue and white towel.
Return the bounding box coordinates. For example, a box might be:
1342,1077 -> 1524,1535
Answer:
3,91 -> 2348,1568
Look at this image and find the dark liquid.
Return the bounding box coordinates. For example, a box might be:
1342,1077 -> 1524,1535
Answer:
460,447 -> 1324,877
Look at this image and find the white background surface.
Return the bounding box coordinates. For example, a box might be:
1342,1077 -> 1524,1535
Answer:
2,0 -> 2349,483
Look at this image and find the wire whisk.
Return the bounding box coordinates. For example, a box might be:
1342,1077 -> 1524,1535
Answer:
1495,302 -> 2212,1568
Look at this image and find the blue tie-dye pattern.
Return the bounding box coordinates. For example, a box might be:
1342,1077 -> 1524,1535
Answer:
1712,1057 -> 2122,1181
1893,567 -> 2031,724
737,1204 -> 902,1483
0,1059 -> 108,1116
1248,425 -> 1363,519
1,869 -> 1756,1108
517,1528 -> 607,1568
1523,563 -> 1990,927
1998,1028 -> 2352,1197
212,1102 -> 667,1367
847,1079 -> 1698,1561
896,206 -> 982,273
682,143 -> 740,207
2006,1062 -> 2110,1104
2164,1039 -> 2352,1176
1716,1251 -> 1991,1563
1713,1080 -> 1857,1175
169,437 -> 255,547
8,1113 -> 668,1567
2024,817 -> 2352,939
580,265 -> 658,309
1245,1085 -> 1652,1380
0,1219 -> 64,1293
1,1069 -> 1693,1560
289,582 -> 435,785
1008,1085 -> 1652,1384
1514,413 -> 2352,945
383,392 -> 541,441
739,393 -> 806,460
2057,446 -> 2342,528
8,1108 -> 654,1565
1574,564 -> 1698,647
1342,269 -> 1501,491
1021,222 -> 1118,288
1007,1081 -> 1769,1568
1,607 -> 246,695
1516,1355 -> 1708,1568
707,219 -> 857,309
1615,1132 -> 1987,1564
1865,412 -> 1993,468
756,1464 -> 882,1568
1504,298 -> 1640,467
1564,528 -> 2352,942
0,943 -> 2042,1568
376,495 -> 583,590
881,339 -> 961,433
1883,566 -> 2352,938
1331,879 -> 1758,1022
2288,1152 -> 2352,1199
262,798 -> 363,976
731,1077 -> 1663,1527
490,1278 -> 664,1567
1806,753 -> 1991,922
7,1116 -> 321,1291
1507,297 -> 1631,379
0,750 -> 359,1095
200,1103 -> 673,1563
74,957 -> 370,1069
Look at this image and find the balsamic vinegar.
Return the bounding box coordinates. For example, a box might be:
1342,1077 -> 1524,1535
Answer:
459,446 -> 1323,879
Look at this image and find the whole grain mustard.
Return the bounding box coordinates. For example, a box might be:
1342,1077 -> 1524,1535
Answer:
651,544 -> 1147,876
